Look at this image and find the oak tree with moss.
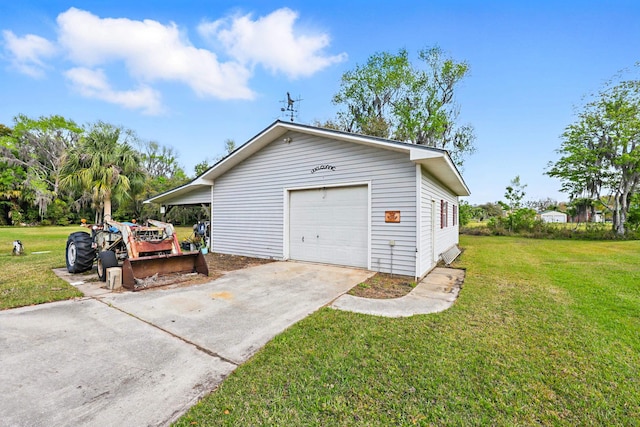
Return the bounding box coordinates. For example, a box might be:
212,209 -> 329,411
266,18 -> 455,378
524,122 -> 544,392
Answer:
547,74 -> 640,235
332,46 -> 476,167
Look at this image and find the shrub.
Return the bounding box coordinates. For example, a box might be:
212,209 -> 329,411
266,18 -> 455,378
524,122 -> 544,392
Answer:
487,208 -> 540,234
460,225 -> 492,236
459,200 -> 473,226
463,214 -> 640,240
8,208 -> 23,225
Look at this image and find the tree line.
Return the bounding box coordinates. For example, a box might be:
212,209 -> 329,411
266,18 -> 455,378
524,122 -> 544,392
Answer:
459,174 -> 640,237
0,115 -> 221,226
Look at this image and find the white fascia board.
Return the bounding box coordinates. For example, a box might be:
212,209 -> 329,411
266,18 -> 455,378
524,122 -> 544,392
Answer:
409,148 -> 444,161
192,178 -> 214,186
144,182 -> 212,204
144,186 -> 189,204
279,122 -> 409,154
410,149 -> 470,196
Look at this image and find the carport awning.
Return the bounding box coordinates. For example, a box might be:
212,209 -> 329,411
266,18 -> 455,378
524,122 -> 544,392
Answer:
145,183 -> 212,205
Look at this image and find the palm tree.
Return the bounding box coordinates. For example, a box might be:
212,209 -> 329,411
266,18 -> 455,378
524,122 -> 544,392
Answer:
61,122 -> 145,223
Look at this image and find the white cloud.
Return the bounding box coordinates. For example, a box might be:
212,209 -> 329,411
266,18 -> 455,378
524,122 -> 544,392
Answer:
1,7 -> 345,114
198,8 -> 347,79
2,30 -> 56,78
65,67 -> 162,115
56,8 -> 253,100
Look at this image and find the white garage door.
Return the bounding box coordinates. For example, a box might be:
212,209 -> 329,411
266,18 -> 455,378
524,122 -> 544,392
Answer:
289,186 -> 368,268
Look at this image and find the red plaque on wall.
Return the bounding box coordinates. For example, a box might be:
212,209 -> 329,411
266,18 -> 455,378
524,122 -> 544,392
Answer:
385,211 -> 400,223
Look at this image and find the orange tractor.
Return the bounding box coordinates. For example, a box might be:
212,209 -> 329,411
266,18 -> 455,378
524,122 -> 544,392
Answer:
65,219 -> 208,290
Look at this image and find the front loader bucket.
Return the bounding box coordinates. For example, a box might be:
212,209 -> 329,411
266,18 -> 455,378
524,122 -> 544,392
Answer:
121,251 -> 209,290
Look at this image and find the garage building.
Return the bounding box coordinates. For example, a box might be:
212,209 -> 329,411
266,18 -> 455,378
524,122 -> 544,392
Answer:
146,121 -> 470,279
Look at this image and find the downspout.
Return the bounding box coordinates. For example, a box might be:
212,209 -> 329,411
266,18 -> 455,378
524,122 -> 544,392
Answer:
415,164 -> 422,281
209,183 -> 214,250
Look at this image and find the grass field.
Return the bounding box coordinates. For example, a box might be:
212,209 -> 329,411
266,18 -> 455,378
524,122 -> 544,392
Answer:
0,225 -> 193,310
1,228 -> 638,425
174,235 -> 640,426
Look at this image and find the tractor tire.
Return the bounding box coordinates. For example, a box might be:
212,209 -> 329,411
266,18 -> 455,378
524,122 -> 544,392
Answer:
66,232 -> 95,273
97,251 -> 119,282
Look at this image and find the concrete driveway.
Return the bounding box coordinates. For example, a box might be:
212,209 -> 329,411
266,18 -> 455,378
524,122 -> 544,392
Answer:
0,262 -> 371,427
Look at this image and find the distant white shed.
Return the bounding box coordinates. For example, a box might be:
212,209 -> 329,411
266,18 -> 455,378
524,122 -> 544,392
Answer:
540,211 -> 567,223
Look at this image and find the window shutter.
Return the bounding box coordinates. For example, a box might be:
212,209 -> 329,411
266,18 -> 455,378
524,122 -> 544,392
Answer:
441,200 -> 451,228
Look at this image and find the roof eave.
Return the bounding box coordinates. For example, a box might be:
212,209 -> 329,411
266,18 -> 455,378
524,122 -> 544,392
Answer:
145,120 -> 471,203
410,149 -> 471,196
144,180 -> 212,204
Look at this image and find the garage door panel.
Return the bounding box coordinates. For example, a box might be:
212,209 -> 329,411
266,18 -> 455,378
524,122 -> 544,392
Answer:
289,186 -> 368,268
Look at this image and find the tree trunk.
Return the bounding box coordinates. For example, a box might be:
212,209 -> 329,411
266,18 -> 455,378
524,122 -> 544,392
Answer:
104,197 -> 112,221
613,193 -> 626,235
619,189 -> 630,235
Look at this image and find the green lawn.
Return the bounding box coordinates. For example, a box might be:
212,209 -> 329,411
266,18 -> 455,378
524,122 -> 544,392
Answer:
0,226 -> 83,309
175,236 -> 640,426
2,229 -> 638,425
0,225 -> 194,310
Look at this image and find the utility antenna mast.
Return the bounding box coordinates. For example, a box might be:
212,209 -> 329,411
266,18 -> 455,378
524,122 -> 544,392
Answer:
280,92 -> 302,122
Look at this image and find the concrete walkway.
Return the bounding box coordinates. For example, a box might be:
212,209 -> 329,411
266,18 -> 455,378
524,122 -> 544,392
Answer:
331,267 -> 465,317
0,262 -> 371,427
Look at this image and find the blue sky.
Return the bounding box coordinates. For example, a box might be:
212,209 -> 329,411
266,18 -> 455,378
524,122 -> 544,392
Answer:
1,1 -> 639,204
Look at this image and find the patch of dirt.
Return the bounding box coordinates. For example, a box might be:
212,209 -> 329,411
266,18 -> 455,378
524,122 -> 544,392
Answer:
205,252 -> 275,275
132,272 -> 204,290
132,253 -> 275,291
348,273 -> 417,299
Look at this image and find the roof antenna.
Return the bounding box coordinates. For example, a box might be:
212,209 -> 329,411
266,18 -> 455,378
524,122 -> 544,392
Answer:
280,92 -> 302,122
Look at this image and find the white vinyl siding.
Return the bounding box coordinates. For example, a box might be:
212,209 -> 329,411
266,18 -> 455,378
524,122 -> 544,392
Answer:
212,131 -> 417,276
418,167 -> 459,277
419,169 -> 433,276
